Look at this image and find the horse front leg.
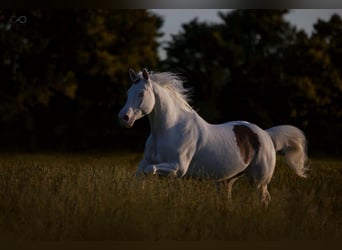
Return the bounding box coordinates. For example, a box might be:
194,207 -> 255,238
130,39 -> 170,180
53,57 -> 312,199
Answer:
135,159 -> 150,178
143,162 -> 184,178
141,143 -> 195,178
136,160 -> 181,178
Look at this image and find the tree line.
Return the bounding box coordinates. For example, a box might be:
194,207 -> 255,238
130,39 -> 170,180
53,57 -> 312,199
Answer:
0,9 -> 341,154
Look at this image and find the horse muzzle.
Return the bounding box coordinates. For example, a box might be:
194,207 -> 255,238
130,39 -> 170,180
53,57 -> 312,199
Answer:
118,108 -> 135,128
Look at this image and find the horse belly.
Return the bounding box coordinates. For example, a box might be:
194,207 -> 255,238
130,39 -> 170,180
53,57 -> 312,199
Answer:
187,147 -> 244,180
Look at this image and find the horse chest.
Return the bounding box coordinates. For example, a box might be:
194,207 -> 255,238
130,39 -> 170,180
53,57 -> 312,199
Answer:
150,134 -> 178,163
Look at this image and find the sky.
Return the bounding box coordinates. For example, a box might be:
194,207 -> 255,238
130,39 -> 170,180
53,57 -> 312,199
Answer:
151,9 -> 342,59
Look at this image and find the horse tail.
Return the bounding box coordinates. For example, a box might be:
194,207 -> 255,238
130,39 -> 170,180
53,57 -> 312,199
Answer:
266,125 -> 309,178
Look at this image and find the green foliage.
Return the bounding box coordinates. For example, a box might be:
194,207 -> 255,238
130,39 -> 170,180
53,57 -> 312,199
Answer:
285,14 -> 342,126
0,10 -> 341,152
0,153 -> 340,240
163,10 -> 342,152
163,10 -> 297,125
0,10 -> 162,149
163,10 -> 342,150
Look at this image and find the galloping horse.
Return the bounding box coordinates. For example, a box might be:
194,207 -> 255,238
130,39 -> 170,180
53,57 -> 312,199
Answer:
118,68 -> 308,206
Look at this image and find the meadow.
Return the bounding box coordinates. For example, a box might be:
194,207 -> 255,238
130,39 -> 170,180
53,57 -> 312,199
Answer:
0,152 -> 340,240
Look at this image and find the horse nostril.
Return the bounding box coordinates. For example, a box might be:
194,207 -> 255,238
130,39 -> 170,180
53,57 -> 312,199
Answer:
123,115 -> 129,122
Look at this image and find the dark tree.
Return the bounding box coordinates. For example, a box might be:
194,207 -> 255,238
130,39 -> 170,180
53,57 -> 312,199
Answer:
0,10 -> 162,150
163,10 -> 342,153
163,10 -> 297,126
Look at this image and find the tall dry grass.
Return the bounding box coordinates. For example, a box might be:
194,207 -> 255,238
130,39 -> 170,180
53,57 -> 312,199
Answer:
0,153 -> 340,240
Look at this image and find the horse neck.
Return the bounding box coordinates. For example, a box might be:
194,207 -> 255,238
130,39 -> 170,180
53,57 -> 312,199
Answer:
148,83 -> 187,135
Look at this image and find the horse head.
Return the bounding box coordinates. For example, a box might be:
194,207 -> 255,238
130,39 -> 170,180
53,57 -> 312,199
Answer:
118,68 -> 155,128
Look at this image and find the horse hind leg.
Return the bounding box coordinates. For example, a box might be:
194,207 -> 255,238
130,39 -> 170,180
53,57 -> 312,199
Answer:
258,183 -> 271,207
226,176 -> 241,201
217,171 -> 245,202
246,151 -> 276,207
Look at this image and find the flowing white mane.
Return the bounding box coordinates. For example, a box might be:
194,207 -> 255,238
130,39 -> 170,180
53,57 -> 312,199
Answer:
149,72 -> 193,111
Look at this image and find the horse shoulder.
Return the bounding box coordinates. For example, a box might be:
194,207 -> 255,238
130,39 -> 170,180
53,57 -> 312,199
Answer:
165,114 -> 201,160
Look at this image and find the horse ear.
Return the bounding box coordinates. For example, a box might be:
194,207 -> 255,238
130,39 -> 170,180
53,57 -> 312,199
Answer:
129,68 -> 137,82
142,68 -> 149,81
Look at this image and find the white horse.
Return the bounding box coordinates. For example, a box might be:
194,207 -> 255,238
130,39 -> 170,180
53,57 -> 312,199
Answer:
118,68 -> 308,206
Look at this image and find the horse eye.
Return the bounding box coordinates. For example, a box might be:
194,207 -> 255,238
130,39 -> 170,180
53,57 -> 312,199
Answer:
139,92 -> 144,98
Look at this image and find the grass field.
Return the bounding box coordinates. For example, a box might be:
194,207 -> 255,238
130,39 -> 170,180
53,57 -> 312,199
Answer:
0,152 -> 340,240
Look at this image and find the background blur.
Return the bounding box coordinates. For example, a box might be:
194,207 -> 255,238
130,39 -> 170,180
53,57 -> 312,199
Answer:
0,9 -> 341,155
